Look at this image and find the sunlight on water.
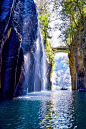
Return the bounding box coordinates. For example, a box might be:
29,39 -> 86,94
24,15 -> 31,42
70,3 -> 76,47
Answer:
0,90 -> 86,129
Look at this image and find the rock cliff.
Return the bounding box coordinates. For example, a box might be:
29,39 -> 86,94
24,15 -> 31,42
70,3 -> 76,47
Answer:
0,0 -> 47,100
0,0 -> 24,100
69,24 -> 86,90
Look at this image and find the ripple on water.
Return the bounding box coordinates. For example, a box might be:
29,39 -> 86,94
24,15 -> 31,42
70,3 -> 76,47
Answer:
0,90 -> 86,129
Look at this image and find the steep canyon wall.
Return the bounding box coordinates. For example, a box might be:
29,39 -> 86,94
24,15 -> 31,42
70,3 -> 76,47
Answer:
0,0 -> 24,100
0,0 -> 47,100
69,24 -> 86,90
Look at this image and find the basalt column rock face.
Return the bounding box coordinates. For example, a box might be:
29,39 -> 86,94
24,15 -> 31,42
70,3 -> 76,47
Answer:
0,0 -> 24,100
73,42 -> 85,90
69,26 -> 86,90
0,0 -> 16,99
46,62 -> 52,90
0,0 -> 15,45
14,47 -> 24,97
1,29 -> 21,99
83,23 -> 86,88
0,0 -> 47,100
14,0 -> 47,92
68,50 -> 77,90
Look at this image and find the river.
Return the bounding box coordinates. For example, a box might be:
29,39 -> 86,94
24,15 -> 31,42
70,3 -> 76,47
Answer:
0,90 -> 86,129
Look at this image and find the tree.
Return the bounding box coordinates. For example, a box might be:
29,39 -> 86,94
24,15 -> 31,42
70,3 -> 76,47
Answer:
38,13 -> 51,44
37,0 -> 55,77
61,0 -> 86,45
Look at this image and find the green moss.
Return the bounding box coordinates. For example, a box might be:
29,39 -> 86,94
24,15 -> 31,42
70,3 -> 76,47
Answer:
45,40 -> 55,77
38,5 -> 55,77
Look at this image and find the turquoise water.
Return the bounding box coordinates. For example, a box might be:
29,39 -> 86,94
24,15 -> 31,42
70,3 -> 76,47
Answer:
0,90 -> 86,129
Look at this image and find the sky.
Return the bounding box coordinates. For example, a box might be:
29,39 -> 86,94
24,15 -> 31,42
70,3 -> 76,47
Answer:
34,0 -> 66,48
51,52 -> 71,90
34,0 -> 71,89
48,2 -> 65,48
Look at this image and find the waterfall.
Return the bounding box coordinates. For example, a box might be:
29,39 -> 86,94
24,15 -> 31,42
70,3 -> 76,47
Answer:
14,0 -> 47,92
41,39 -> 47,91
23,27 -> 47,92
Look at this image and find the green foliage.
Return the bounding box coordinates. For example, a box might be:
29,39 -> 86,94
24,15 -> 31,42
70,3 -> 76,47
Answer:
38,12 -> 51,44
45,41 -> 54,63
61,0 -> 86,45
45,40 -> 55,75
38,4 -> 55,75
54,48 -> 70,53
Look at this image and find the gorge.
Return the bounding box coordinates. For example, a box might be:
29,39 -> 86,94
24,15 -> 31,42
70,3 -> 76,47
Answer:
0,0 -> 86,101
0,0 -> 48,100
1,0 -> 86,128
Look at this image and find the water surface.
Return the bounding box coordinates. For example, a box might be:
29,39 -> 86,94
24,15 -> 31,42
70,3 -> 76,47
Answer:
0,90 -> 86,129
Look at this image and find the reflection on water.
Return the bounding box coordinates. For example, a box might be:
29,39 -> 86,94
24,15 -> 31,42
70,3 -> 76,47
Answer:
0,90 -> 86,129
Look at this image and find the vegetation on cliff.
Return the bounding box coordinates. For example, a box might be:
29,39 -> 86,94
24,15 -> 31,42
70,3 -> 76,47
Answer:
60,0 -> 86,89
37,0 -> 86,89
61,0 -> 86,46
37,2 -> 55,77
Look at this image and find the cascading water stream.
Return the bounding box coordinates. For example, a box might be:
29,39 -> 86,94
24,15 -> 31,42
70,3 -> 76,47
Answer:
20,0 -> 47,92
41,39 -> 47,91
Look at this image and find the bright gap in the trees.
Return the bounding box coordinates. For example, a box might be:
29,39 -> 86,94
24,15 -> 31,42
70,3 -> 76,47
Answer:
51,52 -> 71,90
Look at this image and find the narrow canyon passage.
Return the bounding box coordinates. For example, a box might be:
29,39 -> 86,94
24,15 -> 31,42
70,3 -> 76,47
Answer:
51,52 -> 71,90
0,0 -> 86,128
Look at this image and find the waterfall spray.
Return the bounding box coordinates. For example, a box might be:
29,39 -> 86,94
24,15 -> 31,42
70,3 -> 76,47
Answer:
14,0 -> 47,93
41,39 -> 47,91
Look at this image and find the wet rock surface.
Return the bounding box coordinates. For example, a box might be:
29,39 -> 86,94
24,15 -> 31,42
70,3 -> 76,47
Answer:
0,0 -> 47,100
